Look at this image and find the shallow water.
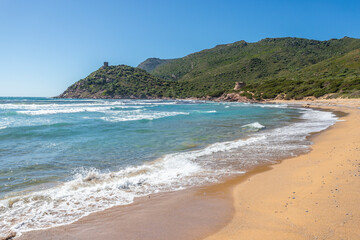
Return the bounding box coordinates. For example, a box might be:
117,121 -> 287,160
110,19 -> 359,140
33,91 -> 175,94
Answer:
0,97 -> 337,237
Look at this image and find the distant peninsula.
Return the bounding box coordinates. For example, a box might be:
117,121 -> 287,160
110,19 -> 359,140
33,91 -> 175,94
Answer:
57,37 -> 360,100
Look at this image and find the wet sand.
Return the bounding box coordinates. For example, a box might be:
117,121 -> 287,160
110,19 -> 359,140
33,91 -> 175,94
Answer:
18,99 -> 360,240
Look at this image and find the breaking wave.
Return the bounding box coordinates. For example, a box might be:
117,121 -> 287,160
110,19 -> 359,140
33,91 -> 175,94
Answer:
242,122 -> 265,129
100,111 -> 190,122
0,106 -> 337,237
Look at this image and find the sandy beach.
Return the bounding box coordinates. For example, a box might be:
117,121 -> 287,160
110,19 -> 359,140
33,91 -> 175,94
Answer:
205,99 -> 360,240
2,1 -> 359,239
17,99 -> 360,240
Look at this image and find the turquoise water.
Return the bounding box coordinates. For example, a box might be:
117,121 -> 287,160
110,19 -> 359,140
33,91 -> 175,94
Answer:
0,97 -> 337,236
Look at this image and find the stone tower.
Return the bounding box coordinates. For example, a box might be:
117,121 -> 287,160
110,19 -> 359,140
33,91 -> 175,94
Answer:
103,62 -> 109,67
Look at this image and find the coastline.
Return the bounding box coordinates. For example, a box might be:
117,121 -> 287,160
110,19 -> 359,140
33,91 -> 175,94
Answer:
16,99 -> 360,240
204,99 -> 360,240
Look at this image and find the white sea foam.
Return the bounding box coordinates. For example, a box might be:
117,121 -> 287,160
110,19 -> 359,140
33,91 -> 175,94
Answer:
300,109 -> 335,121
258,103 -> 288,108
0,105 -> 338,238
17,107 -> 112,115
0,118 -> 12,130
0,133 -> 265,237
100,111 -> 189,122
15,105 -> 145,115
0,99 -> 194,131
242,122 -> 265,129
1,102 -> 143,111
193,110 -> 217,113
0,103 -> 107,110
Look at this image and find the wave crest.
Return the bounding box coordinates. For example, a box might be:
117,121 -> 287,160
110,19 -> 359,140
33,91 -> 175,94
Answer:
242,122 -> 265,129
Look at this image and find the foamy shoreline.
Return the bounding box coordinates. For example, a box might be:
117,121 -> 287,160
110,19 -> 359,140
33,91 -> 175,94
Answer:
1,100 -> 338,238
12,99 -> 358,240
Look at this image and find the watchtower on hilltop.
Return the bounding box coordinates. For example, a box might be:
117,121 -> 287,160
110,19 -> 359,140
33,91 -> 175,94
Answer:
103,62 -> 109,67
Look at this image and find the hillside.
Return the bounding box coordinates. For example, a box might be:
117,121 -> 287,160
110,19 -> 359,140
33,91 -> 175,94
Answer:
58,37 -> 360,100
152,37 -> 360,81
150,37 -> 360,98
137,58 -> 174,72
57,65 -> 174,99
242,48 -> 360,99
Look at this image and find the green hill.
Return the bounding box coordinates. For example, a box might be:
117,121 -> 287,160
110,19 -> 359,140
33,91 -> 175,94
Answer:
242,48 -> 360,100
150,37 -> 360,99
137,58 -> 174,72
58,37 -> 360,100
57,65 -> 173,99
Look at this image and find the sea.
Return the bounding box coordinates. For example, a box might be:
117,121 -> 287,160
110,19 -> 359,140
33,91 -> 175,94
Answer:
0,97 -> 337,237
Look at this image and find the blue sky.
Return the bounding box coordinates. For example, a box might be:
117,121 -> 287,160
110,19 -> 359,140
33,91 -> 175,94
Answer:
0,0 -> 359,97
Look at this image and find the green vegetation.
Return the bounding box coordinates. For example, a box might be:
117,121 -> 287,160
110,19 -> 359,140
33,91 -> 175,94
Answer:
242,49 -> 360,100
59,37 -> 360,100
58,65 -> 176,99
137,58 -> 174,72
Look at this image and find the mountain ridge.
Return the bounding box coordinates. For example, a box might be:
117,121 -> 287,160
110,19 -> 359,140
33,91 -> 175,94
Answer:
57,37 -> 360,100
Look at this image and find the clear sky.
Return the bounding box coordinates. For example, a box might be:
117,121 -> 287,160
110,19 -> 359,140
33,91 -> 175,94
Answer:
0,0 -> 359,97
